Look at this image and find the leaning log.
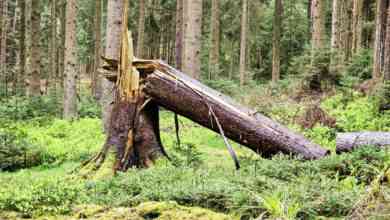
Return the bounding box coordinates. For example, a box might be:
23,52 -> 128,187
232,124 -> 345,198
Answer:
336,132 -> 390,153
124,60 -> 329,159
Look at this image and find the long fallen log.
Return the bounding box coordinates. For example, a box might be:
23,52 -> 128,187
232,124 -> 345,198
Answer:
127,60 -> 329,159
336,132 -> 390,153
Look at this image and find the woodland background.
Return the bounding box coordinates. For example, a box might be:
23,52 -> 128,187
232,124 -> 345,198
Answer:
1,0 -> 390,219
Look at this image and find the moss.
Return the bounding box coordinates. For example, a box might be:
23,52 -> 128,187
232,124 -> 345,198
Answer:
135,201 -> 234,220
1,202 -> 234,220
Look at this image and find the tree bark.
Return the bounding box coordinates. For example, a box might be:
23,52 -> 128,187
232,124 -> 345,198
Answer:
29,0 -> 41,96
136,0 -> 145,58
311,0 -> 326,50
63,0 -> 78,120
102,0 -> 127,133
175,0 -> 183,70
272,0 -> 282,83
352,0 -> 364,54
331,0 -> 341,71
373,0 -> 387,79
182,0 -> 202,79
58,1 -> 66,91
0,0 -> 7,80
336,132 -> 390,153
239,0 -> 248,87
49,0 -> 57,94
19,0 -> 25,91
127,60 -> 330,160
384,6 -> 390,81
92,0 -> 102,99
208,0 -> 220,80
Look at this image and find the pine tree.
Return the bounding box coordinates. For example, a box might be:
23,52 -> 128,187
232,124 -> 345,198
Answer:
272,0 -> 282,83
239,0 -> 248,87
102,0 -> 127,132
182,0 -> 202,79
29,0 -> 41,96
136,0 -> 145,58
209,0 -> 220,80
63,0 -> 78,119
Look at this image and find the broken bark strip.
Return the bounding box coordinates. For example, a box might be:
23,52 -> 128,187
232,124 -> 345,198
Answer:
336,132 -> 390,153
131,60 -> 329,159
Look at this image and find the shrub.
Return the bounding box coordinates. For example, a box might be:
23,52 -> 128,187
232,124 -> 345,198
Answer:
0,125 -> 44,171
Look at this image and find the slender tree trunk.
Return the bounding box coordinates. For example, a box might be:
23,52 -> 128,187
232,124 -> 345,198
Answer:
0,0 -> 7,80
311,0 -> 326,50
272,0 -> 282,83
136,0 -> 145,58
182,0 -> 202,79
102,0 -> 126,133
19,0 -> 25,91
339,0 -> 353,62
384,6 -> 390,81
49,0 -> 57,93
208,0 -> 220,80
24,0 -> 31,91
63,0 -> 78,119
352,0 -> 364,54
92,0 -> 102,99
239,0 -> 248,87
373,0 -> 387,79
29,0 -> 41,96
331,0 -> 341,71
58,1 -> 66,91
175,0 -> 183,70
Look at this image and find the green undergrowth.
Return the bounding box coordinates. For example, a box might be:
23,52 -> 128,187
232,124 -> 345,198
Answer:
1,90 -> 390,219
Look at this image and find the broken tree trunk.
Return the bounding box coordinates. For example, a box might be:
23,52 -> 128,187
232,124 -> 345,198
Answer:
105,60 -> 329,160
336,132 -> 390,153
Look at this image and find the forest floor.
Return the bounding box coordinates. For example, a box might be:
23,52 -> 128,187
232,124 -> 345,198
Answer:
1,85 -> 390,219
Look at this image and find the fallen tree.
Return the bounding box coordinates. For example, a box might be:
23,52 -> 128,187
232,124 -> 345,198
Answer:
336,132 -> 390,153
84,14 -> 330,172
134,60 -> 329,160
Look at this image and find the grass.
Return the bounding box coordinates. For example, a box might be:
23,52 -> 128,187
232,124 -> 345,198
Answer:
1,91 -> 390,219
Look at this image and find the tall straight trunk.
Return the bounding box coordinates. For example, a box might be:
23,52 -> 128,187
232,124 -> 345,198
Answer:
49,0 -> 57,93
340,0 -> 353,62
373,0 -> 387,79
208,0 -> 220,80
384,6 -> 390,81
331,0 -> 341,66
24,0 -> 31,89
29,0 -> 41,96
63,0 -> 78,119
239,0 -> 248,87
19,0 -> 25,90
272,0 -> 282,83
58,1 -> 66,89
92,0 -> 102,99
182,0 -> 202,79
175,0 -> 183,70
136,0 -> 145,58
0,0 -> 7,78
102,0 -> 126,133
308,0 -> 312,34
311,0 -> 326,50
352,0 -> 364,54
181,0 -> 187,67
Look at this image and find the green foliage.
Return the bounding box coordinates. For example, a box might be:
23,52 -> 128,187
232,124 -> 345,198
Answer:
0,95 -> 60,122
170,142 -> 204,168
0,165 -> 85,216
204,80 -> 239,96
322,93 -> 390,132
0,125 -> 43,171
340,49 -> 373,87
